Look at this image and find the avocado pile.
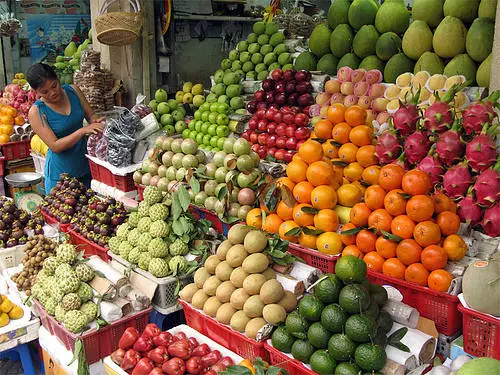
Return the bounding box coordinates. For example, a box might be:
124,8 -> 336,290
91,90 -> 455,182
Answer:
271,255 -> 393,374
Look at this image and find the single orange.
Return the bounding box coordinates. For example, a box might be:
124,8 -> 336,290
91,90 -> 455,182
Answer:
349,125 -> 373,146
432,191 -> 452,214
364,185 -> 386,211
338,143 -> 359,163
350,203 -> 372,227
384,189 -> 407,216
421,244 -> 448,271
378,164 -> 405,191
401,169 -> 432,196
361,165 -> 381,186
278,220 -> 299,242
314,119 -> 334,140
276,201 -> 294,221
442,234 -> 467,261
307,161 -> 334,186
368,209 -> 393,234
327,103 -> 346,124
293,203 -> 315,227
414,221 -> 442,247
437,211 -> 460,236
382,258 -> 406,279
406,195 -> 435,222
311,185 -> 338,210
246,208 -> 263,229
298,140 -> 323,164
427,269 -> 453,292
340,223 -> 357,245
262,214 -> 283,234
286,159 -> 308,183
356,145 -> 377,167
276,177 -> 295,192
404,263 -> 429,286
331,122 -> 351,144
293,181 -> 314,204
342,245 -> 363,259
314,209 -> 339,232
343,162 -> 364,182
298,226 -> 318,249
345,105 -> 367,127
396,238 -> 422,266
391,215 -> 416,239
356,229 -> 377,253
363,251 -> 385,272
375,237 -> 397,259
322,140 -> 339,159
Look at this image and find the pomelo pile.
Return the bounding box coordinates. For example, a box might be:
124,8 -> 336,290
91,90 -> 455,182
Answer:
376,84 -> 499,236
341,165 -> 468,292
298,0 -> 494,86
246,103 -> 380,254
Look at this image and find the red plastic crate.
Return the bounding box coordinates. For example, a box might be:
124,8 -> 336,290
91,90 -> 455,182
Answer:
68,229 -> 110,261
189,205 -> 234,236
180,300 -> 269,361
87,157 -> 135,192
458,303 -> 500,359
0,156 -> 4,176
33,300 -> 151,364
1,140 -> 30,161
368,270 -> 461,335
265,342 -> 315,375
40,210 -> 70,233
136,184 -> 144,200
287,243 -> 339,273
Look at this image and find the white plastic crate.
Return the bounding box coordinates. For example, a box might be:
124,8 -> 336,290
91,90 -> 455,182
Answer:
0,244 -> 25,270
30,153 -> 45,175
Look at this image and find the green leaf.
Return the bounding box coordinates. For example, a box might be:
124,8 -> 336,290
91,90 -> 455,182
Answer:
266,366 -> 290,375
172,220 -> 185,236
190,176 -> 200,195
330,140 -> 342,147
390,342 -> 411,352
217,185 -> 228,201
174,280 -> 181,296
388,327 -> 408,344
69,339 -> 82,366
340,227 -> 363,236
332,160 -> 349,167
397,192 -> 412,200
177,185 -> 191,211
221,366 -> 253,375
301,206 -> 319,214
302,226 -> 324,236
381,230 -> 403,242
285,227 -> 301,237
172,193 -> 182,221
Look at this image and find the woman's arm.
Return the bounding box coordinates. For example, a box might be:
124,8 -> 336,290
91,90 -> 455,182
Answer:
28,105 -> 103,154
71,84 -> 101,123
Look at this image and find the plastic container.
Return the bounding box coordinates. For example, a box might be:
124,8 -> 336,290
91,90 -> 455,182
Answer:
1,140 -> 31,161
109,252 -> 192,309
67,229 -> 110,261
180,300 -> 269,361
265,342 -> 315,375
33,299 -> 151,364
136,184 -> 144,200
458,303 -> 500,359
287,243 -> 339,273
368,270 -> 461,335
87,156 -> 136,192
189,205 -> 233,236
40,210 -> 70,233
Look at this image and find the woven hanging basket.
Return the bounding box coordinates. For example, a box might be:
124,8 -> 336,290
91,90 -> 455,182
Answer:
95,0 -> 143,46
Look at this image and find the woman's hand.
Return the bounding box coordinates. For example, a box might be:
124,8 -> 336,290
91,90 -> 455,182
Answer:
81,122 -> 105,135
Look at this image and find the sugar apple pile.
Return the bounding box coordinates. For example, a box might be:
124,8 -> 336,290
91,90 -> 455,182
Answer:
31,243 -> 99,334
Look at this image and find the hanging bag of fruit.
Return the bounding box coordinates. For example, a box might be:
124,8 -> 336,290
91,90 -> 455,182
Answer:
0,3 -> 21,38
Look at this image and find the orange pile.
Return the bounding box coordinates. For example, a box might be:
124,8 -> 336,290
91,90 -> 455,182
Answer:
246,104 -> 379,256
0,105 -> 22,144
341,165 -> 466,293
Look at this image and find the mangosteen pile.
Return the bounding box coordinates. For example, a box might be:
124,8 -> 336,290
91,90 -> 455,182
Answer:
40,173 -> 127,248
0,197 -> 42,248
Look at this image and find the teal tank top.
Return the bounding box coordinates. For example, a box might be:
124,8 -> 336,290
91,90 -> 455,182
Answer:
35,84 -> 90,180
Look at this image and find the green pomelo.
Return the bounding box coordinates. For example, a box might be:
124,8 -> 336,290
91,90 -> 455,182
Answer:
253,21 -> 266,35
433,16 -> 467,58
412,0 -> 445,28
476,53 -> 492,87
337,53 -> 361,70
376,32 -> 402,61
456,357 -> 500,375
478,0 -> 498,20
466,18 -> 494,62
375,0 -> 410,35
359,55 -> 385,72
444,0 -> 480,23
443,54 -> 478,84
402,20 -> 433,60
309,24 -> 333,58
414,52 -> 445,75
353,25 -> 379,58
348,0 -> 379,30
317,54 -> 339,75
328,0 -> 351,30
384,53 -> 415,83
294,51 -> 318,71
330,24 -> 355,58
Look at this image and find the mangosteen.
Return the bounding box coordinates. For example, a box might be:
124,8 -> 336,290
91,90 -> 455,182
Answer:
98,237 -> 107,247
60,216 -> 70,224
18,236 -> 27,245
98,213 -> 111,225
3,212 -> 14,225
105,197 -> 116,206
105,207 -> 114,216
0,230 -> 9,242
19,212 -> 29,224
34,225 -> 44,235
3,202 -> 15,214
100,225 -> 110,236
5,238 -> 17,247
96,203 -> 106,213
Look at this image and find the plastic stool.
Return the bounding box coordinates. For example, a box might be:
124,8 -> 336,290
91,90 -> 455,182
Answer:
0,342 -> 41,375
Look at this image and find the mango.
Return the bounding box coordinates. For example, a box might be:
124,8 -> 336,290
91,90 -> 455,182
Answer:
433,16 -> 467,58
8,305 -> 23,320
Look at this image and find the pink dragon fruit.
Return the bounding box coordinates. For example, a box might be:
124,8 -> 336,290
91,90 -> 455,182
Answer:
457,194 -> 483,226
417,154 -> 444,185
462,101 -> 497,136
423,102 -> 453,133
442,163 -> 472,198
473,168 -> 499,208
404,131 -> 431,165
392,103 -> 419,136
465,132 -> 497,172
435,123 -> 465,166
375,131 -> 402,165
482,203 -> 500,237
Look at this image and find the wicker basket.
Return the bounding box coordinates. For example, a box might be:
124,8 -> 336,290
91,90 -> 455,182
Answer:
95,0 -> 143,46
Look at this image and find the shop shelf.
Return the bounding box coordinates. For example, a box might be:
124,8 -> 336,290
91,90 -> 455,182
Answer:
1,140 -> 30,161
458,303 -> 500,359
67,229 -> 110,261
287,243 -> 339,273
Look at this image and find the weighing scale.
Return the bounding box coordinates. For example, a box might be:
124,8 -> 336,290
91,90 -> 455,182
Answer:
4,172 -> 44,213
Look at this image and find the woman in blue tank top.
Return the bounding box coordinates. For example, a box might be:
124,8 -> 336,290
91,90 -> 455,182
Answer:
26,63 -> 104,194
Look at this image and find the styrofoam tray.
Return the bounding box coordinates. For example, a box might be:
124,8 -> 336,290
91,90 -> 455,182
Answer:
0,292 -> 35,335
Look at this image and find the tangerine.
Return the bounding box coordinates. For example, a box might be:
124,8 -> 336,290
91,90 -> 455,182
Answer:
338,143 -> 359,163
406,195 -> 435,222
356,229 -> 377,253
350,203 -> 371,227
278,220 -> 299,242
276,201 -> 294,221
337,183 -> 363,207
378,164 -> 405,191
442,234 -> 467,261
342,245 -> 363,259
345,105 -> 367,127
246,208 -> 263,229
432,192 -> 452,213
311,185 -> 338,210
331,122 -> 351,144
298,140 -> 323,164
427,269 -> 453,292
277,177 -> 296,192
293,203 -> 315,227
286,159 -> 308,183
364,185 -> 386,210
421,244 -> 448,271
368,209 -> 393,234
375,237 -> 397,259
340,223 -> 357,245
414,221 -> 442,247
396,238 -> 422,265
316,232 -> 343,255
437,211 -> 460,236
327,103 -> 346,124
384,189 -> 407,216
343,162 -> 364,182
293,181 -> 314,204
391,215 -> 416,239
314,119 -> 334,140
363,251 -> 385,272
314,209 -> 339,232
349,125 -> 373,146
262,214 -> 283,234
307,161 -> 334,186
404,263 -> 429,286
298,226 -> 318,249
361,165 -> 381,186
322,140 -> 339,159
401,169 -> 432,196
356,145 -> 377,167
382,258 -> 406,279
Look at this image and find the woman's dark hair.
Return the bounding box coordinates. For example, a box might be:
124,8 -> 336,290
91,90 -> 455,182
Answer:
26,63 -> 58,90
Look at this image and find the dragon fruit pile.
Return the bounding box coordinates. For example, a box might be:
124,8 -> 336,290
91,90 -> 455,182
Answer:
0,83 -> 39,120
375,91 -> 499,237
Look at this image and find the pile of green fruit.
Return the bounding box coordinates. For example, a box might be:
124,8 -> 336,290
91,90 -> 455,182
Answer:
31,243 -> 99,334
52,30 -> 92,83
175,81 -> 206,106
271,255 -> 397,374
149,88 -> 188,136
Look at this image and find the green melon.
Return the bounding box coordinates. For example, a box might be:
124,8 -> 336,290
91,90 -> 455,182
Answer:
433,16 -> 467,58
330,24 -> 355,58
476,53 -> 492,87
353,25 -> 380,58
375,0 -> 410,35
457,358 -> 500,375
309,24 -> 333,58
444,54 -> 478,84
414,52 -> 445,75
444,0 -> 480,23
337,53 -> 361,70
412,0 -> 445,28
348,0 -> 379,30
294,52 -> 318,71
317,54 -> 339,75
384,53 -> 415,83
376,32 -> 402,61
328,0 -> 351,30
466,18 -> 494,62
402,20 -> 433,60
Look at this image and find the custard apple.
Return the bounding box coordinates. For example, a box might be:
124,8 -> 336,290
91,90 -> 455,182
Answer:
137,217 -> 152,232
77,283 -> 93,303
55,263 -> 73,278
57,273 -> 80,294
80,301 -> 98,323
119,241 -> 133,260
137,233 -> 153,251
31,283 -> 44,299
108,236 -> 121,254
149,203 -> 169,221
148,258 -> 170,278
56,243 -> 78,264
127,228 -> 141,247
55,304 -> 67,322
169,239 -> 189,256
128,248 -> 141,264
44,296 -> 57,315
43,275 -> 56,291
61,293 -> 81,311
75,263 -> 95,282
43,257 -> 60,276
138,201 -> 151,218
138,253 -> 151,270
116,223 -> 130,240
51,285 -> 65,303
144,185 -> 163,205
36,269 -> 49,284
148,237 -> 169,258
169,256 -> 189,274
64,310 -> 88,333
128,211 -> 140,228
150,220 -> 169,238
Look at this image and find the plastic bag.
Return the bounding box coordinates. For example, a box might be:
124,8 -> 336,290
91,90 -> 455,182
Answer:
86,133 -> 101,156
131,94 -> 152,119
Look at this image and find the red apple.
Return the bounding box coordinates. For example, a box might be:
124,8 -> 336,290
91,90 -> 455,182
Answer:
265,108 -> 278,121
275,81 -> 285,93
282,112 -> 295,125
258,133 -> 268,146
271,69 -> 283,81
283,150 -> 295,162
286,125 -> 296,138
295,70 -> 309,82
268,147 -> 277,157
285,81 -> 296,93
276,136 -> 287,149
267,122 -> 277,134
257,145 -> 267,159
249,132 -> 259,144
262,79 -> 275,92
283,69 -> 295,81
286,137 -> 298,150
265,91 -> 275,103
294,113 -> 309,127
257,119 -> 268,132
296,127 -> 311,140
275,149 -> 286,160
266,134 -> 277,148
268,103 -> 280,111
248,117 -> 259,130
276,123 -> 287,137
257,102 -> 268,110
254,90 -> 265,102
287,93 -> 299,106
241,130 -> 251,140
256,108 -> 266,120
273,112 -> 283,123
275,92 -> 287,106
251,143 -> 260,152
